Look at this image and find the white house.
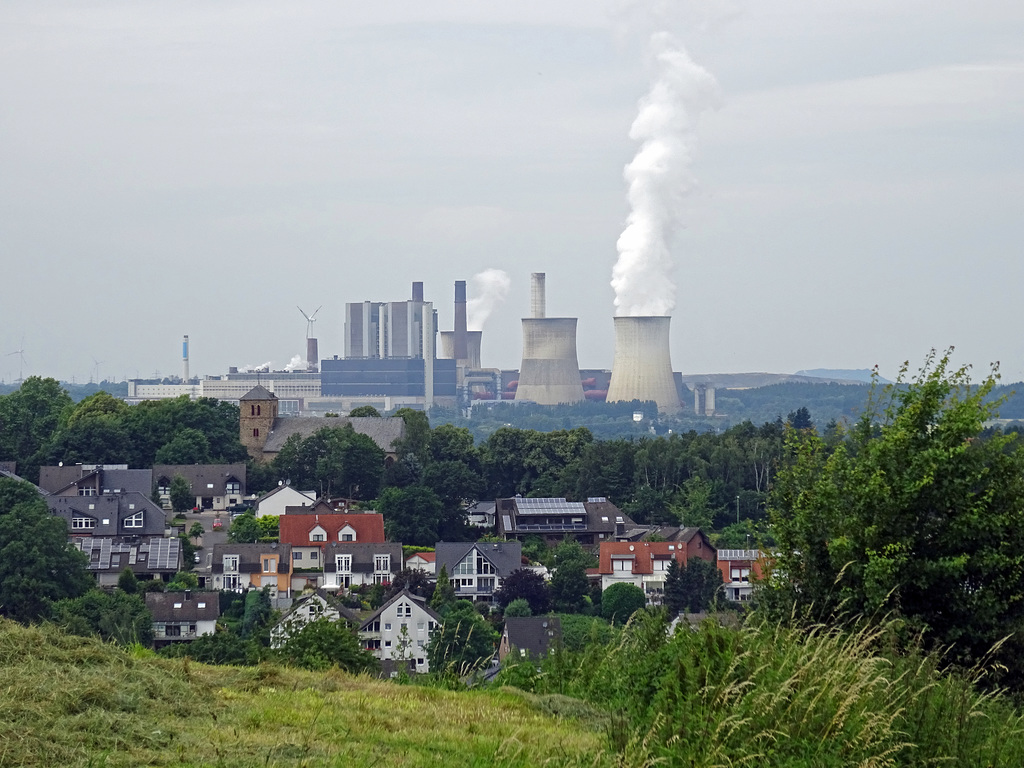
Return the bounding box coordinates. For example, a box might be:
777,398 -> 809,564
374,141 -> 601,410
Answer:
405,551 -> 436,576
146,591 -> 219,649
359,590 -> 441,674
270,589 -> 358,648
255,485 -> 316,518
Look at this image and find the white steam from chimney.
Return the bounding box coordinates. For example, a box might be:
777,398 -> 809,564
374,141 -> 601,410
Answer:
611,30 -> 719,317
283,355 -> 304,372
467,268 -> 511,331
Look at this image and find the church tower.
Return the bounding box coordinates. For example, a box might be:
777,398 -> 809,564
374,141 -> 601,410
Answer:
240,385 -> 278,462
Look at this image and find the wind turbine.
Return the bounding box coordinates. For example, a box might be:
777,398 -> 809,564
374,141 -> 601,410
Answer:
297,306 -> 322,339
6,339 -> 26,384
92,357 -> 105,385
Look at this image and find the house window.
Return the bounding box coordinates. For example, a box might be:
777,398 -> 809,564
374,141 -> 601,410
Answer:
477,577 -> 495,593
653,559 -> 669,571
226,480 -> 240,495
293,552 -> 302,560
384,622 -> 392,631
79,488 -> 97,496
454,552 -> 475,576
730,567 -> 750,583
124,511 -> 144,529
71,516 -> 96,530
311,533 -> 325,542
165,625 -> 181,637
309,550 -> 318,560
342,534 -> 354,542
223,555 -> 239,572
263,558 -> 277,573
223,574 -> 240,590
613,558 -> 633,572
253,428 -> 259,438
476,555 -> 495,575
337,555 -> 352,573
374,554 -> 390,572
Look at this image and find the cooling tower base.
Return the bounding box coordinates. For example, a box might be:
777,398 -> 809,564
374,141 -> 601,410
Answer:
606,315 -> 681,414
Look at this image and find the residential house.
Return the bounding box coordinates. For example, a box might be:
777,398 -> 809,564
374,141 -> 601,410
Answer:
146,591 -> 219,649
254,485 -> 316,518
323,542 -> 403,590
717,549 -> 766,603
616,524 -> 712,543
498,616 -> 562,663
466,501 -> 496,529
153,463 -> 247,511
210,542 -> 293,598
74,536 -> 182,586
270,589 -> 359,648
405,551 -> 436,575
47,492 -> 166,538
359,590 -> 441,674
39,464 -> 152,497
495,496 -> 635,549
239,385 -> 406,464
597,536 -> 716,601
278,506 -> 387,581
434,541 -> 523,603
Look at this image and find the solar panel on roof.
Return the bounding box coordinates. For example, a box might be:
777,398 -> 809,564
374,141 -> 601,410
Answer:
587,497 -> 607,503
515,498 -> 586,515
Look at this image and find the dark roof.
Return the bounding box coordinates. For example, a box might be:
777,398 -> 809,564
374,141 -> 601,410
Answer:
494,497 -> 635,538
261,416 -> 405,455
503,616 -> 562,659
74,536 -> 181,575
323,542 -> 403,573
211,542 -> 292,574
280,589 -> 360,625
240,385 -> 277,401
146,592 -> 221,622
39,465 -> 153,497
434,541 -> 522,577
359,589 -> 441,631
153,464 -> 246,495
47,492 -> 166,537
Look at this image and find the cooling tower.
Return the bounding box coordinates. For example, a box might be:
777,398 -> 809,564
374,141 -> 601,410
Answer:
439,330 -> 482,369
606,316 -> 681,413
515,318 -> 584,405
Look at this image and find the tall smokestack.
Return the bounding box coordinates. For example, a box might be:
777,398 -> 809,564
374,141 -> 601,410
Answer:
182,335 -> 189,382
606,316 -> 681,413
411,281 -> 424,302
454,280 -> 468,361
306,338 -> 318,373
530,273 -> 546,319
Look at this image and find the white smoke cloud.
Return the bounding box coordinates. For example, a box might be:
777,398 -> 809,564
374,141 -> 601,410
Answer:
467,268 -> 511,331
283,354 -> 304,372
238,361 -> 272,373
611,30 -> 719,317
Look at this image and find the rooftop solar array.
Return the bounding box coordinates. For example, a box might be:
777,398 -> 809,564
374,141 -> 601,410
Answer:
718,549 -> 760,560
75,536 -> 180,571
146,537 -> 180,570
587,497 -> 607,503
514,497 -> 586,516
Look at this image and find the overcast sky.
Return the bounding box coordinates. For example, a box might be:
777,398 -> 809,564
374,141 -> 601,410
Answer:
2,1 -> 1022,385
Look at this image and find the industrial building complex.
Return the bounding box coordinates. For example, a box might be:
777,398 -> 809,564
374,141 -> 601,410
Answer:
127,275 -> 719,417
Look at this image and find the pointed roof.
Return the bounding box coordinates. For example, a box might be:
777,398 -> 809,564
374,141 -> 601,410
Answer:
359,589 -> 441,631
240,385 -> 277,401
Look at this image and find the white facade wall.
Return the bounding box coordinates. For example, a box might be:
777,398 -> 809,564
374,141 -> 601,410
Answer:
361,598 -> 438,673
256,487 -> 316,518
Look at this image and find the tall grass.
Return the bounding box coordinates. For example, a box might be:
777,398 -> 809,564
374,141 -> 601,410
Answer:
501,611 -> 1024,767
0,618 -> 610,767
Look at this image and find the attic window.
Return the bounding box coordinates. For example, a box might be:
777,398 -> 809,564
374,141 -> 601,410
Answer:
601,516 -> 609,522
173,603 -> 182,609
128,504 -> 135,510
89,504 -> 95,510
207,483 -> 214,489
197,602 -> 206,608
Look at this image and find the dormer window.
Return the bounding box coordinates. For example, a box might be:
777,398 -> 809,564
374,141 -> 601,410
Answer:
225,479 -> 241,495
72,516 -> 96,530
339,524 -> 356,542
310,525 -> 326,542
124,511 -> 144,529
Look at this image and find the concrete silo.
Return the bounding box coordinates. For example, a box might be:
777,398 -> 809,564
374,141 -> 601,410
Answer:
605,316 -> 681,413
514,273 -> 585,405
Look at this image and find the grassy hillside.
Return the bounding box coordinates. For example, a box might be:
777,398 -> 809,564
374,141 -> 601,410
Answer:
0,619 -> 610,767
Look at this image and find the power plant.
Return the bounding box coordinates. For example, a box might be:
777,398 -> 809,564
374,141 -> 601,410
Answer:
605,316 -> 681,413
514,273 -> 585,405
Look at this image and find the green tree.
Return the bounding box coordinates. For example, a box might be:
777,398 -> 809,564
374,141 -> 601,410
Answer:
276,617 -> 378,672
0,377 -> 73,483
378,486 -> 444,546
0,478 -> 92,622
169,475 -> 193,514
154,428 -> 211,464
664,557 -> 722,615
393,408 -> 431,462
51,589 -> 154,645
160,628 -> 259,665
601,582 -> 647,624
431,565 -> 456,614
504,598 -> 532,617
493,568 -> 550,615
228,513 -> 261,544
117,567 -> 139,594
348,405 -> 381,417
765,350 -> 1024,682
166,571 -> 199,592
187,522 -> 205,543
549,548 -> 589,614
426,600 -> 497,672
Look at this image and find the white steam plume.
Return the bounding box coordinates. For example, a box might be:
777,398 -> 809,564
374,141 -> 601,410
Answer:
467,268 -> 511,331
239,361 -> 272,373
611,31 -> 719,317
283,355 -> 304,372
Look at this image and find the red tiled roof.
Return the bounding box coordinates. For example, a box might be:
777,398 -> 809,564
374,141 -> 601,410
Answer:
597,541 -> 693,575
278,513 -> 386,545
406,551 -> 435,563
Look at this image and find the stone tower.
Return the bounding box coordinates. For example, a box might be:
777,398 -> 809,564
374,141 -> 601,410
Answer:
240,385 -> 278,461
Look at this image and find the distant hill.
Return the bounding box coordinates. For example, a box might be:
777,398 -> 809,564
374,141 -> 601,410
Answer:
795,369 -> 888,384
680,371 -> 870,389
